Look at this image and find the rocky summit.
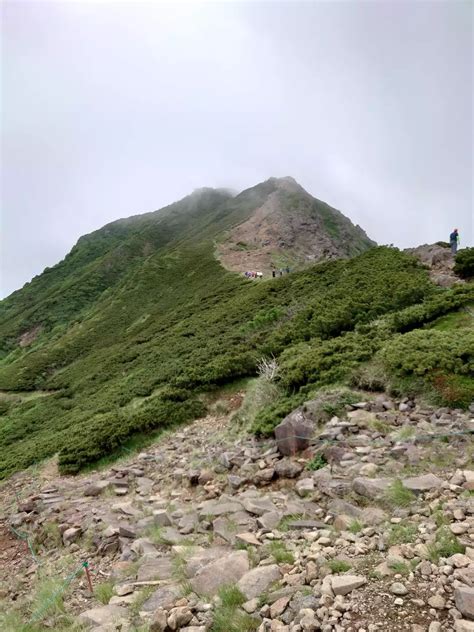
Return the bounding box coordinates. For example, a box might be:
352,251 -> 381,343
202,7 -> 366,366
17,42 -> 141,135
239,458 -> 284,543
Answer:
1,391 -> 473,632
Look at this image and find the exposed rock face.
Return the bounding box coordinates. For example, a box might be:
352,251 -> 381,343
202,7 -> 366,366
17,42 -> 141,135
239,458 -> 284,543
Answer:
405,243 -> 463,287
217,177 -> 375,276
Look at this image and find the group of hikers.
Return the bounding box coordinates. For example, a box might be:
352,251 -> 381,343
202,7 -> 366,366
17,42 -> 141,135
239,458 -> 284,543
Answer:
244,266 -> 291,280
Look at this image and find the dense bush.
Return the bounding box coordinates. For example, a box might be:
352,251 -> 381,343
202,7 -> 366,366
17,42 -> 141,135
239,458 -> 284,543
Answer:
454,248 -> 474,279
379,329 -> 473,378
0,239 -> 467,478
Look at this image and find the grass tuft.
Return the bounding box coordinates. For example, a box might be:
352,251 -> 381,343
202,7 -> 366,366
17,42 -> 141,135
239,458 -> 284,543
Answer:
328,559 -> 352,573
94,581 -> 114,605
384,480 -> 416,508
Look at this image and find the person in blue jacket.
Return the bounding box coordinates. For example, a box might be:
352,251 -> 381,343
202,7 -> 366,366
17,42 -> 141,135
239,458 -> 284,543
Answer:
450,228 -> 459,255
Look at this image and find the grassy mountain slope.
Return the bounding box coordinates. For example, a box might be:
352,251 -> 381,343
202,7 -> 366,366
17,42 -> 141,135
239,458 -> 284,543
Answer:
1,179 -> 472,479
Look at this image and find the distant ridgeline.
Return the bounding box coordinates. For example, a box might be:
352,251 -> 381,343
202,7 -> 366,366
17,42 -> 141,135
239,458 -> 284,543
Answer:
0,177 -> 473,478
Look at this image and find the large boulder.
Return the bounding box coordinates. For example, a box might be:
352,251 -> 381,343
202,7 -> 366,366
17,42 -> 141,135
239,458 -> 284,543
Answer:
274,409 -> 313,456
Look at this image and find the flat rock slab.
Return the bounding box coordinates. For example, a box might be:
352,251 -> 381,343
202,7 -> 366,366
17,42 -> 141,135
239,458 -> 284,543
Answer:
455,586 -> 474,619
241,496 -> 277,516
353,477 -> 391,499
141,585 -> 181,612
185,546 -> 229,577
237,564 -> 282,599
402,473 -> 444,492
198,499 -> 242,518
136,557 -> 174,581
191,550 -> 249,596
213,516 -> 238,544
331,575 -> 367,596
78,605 -> 129,627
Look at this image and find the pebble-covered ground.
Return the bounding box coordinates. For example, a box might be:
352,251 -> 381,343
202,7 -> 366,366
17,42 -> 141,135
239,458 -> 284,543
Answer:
1,392 -> 473,632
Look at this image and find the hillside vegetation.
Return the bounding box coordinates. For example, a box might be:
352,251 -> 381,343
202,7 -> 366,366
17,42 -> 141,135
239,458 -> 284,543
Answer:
1,179 -> 473,479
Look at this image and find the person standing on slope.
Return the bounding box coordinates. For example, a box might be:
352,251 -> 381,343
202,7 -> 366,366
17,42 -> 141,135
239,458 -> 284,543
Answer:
450,228 -> 460,255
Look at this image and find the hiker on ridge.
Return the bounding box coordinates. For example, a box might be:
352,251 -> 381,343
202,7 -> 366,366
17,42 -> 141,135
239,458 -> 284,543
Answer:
450,228 -> 460,255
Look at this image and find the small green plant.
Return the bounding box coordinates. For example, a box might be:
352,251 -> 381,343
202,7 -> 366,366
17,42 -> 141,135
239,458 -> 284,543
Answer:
130,586 -> 155,617
427,527 -> 465,563
369,419 -> 392,435
211,609 -> 259,632
432,507 -> 449,528
384,480 -> 416,508
218,584 -> 246,608
277,514 -> 303,532
234,541 -> 259,567
394,426 -> 416,441
348,519 -> 364,534
267,540 -> 295,564
387,522 -> 418,545
328,559 -> 352,573
306,453 -> 327,471
145,524 -> 165,545
94,581 -> 113,604
211,584 -> 259,632
37,520 -> 63,549
388,561 -> 410,575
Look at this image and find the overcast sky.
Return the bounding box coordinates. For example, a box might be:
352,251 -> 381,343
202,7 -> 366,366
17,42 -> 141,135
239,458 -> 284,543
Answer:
1,0 -> 472,298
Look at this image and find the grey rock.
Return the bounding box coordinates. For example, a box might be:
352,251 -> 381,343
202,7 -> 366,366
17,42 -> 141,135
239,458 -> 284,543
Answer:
84,481 -> 110,496
63,527 -> 82,545
353,477 -> 391,499
257,511 -> 282,530
274,459 -> 304,479
136,557 -> 174,581
242,496 -> 276,516
141,585 -> 181,612
390,582 -> 408,596
153,509 -> 173,527
331,575 -> 366,596
78,605 -> 129,626
191,550 -> 250,596
237,564 -> 282,599
455,586 -> 474,619
402,473 -> 444,492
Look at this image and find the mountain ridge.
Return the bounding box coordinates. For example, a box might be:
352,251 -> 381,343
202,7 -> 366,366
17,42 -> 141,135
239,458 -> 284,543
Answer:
1,176 -> 472,480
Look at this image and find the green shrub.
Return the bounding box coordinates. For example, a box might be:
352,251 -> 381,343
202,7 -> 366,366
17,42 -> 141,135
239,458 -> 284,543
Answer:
454,248 -> 474,279
307,454 -> 327,471
427,526 -> 465,562
379,329 -> 473,378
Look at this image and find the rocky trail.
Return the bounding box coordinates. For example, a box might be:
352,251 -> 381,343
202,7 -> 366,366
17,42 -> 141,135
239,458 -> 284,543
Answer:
1,393 -> 474,632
